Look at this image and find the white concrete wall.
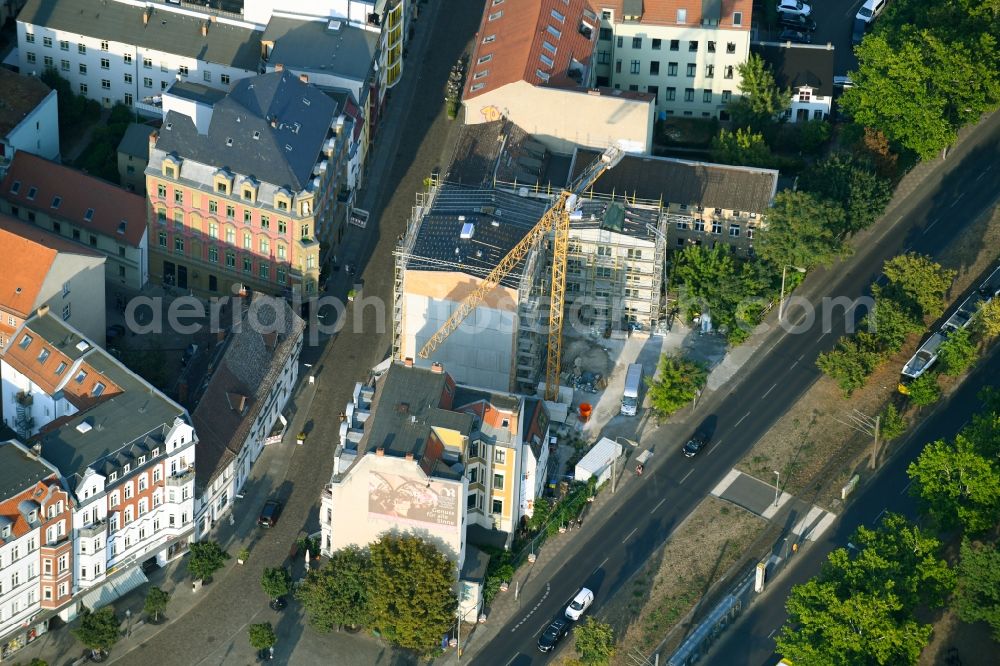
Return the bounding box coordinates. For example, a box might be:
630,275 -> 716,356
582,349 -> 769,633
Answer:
4,88 -> 60,161
0,528 -> 43,637
245,0 -> 376,25
788,89 -> 831,122
1,360 -> 78,436
162,92 -> 214,134
37,254 -> 107,349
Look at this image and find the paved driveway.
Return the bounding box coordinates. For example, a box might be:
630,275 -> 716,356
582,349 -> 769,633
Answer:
759,0 -> 865,76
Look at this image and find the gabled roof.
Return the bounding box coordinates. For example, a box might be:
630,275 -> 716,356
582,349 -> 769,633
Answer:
0,151 -> 147,246
18,0 -> 262,71
465,0 -> 599,100
569,148 -> 780,214
154,70 -> 339,192
0,67 -> 53,138
600,0 -> 752,29
751,43 -> 835,98
192,293 -> 305,490
262,17 -> 379,83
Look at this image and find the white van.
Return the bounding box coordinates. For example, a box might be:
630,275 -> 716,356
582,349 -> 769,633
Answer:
621,363 -> 643,416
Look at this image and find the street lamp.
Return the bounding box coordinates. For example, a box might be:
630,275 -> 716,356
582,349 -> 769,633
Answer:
779,265 -> 807,321
773,470 -> 781,507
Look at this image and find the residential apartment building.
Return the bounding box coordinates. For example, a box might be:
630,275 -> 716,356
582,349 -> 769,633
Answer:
146,70 -> 351,299
0,440 -> 74,661
0,215 -> 106,354
17,0 -> 262,116
193,294 -> 304,538
117,123 -> 153,195
322,360 -> 549,559
463,0 -> 654,153
752,42 -> 835,123
0,67 -> 59,174
0,313 -> 197,614
0,151 -> 150,291
593,0 -> 754,119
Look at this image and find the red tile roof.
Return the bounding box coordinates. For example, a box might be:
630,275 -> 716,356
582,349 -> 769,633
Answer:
465,0 -> 600,100
0,479 -> 61,540
1,151 -> 147,247
600,0 -> 752,29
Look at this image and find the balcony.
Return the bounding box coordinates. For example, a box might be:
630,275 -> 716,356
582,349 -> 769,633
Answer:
166,467 -> 194,487
15,391 -> 33,407
79,521 -> 107,539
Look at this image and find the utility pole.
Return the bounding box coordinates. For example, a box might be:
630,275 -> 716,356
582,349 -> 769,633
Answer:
835,410 -> 882,469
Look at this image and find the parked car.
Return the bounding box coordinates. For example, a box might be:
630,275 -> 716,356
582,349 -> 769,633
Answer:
257,500 -> 283,527
683,430 -> 710,458
778,29 -> 813,44
565,588 -> 594,621
851,17 -> 868,45
778,14 -> 817,32
856,0 -> 886,23
537,618 -> 571,652
777,0 -> 812,17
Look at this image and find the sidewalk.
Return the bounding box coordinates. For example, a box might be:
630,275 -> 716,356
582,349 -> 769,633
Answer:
11,376 -> 320,666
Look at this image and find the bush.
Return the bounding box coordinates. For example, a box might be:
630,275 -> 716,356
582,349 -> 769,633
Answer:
938,327 -> 978,375
796,119 -> 832,155
906,372 -> 942,407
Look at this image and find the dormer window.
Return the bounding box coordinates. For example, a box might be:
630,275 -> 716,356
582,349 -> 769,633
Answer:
164,165 -> 176,179
152,447 -> 159,457
55,361 -> 67,375
51,196 -> 62,209
123,464 -> 131,473
37,348 -> 50,363
74,369 -> 88,383
138,455 -> 146,464
1,526 -> 9,539
18,334 -> 32,349
84,208 -> 94,222
109,472 -> 117,482
92,382 -> 106,397
9,181 -> 20,195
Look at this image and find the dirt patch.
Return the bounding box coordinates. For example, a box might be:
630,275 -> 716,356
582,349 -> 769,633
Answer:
918,606 -> 998,666
562,336 -> 613,376
590,497 -> 768,662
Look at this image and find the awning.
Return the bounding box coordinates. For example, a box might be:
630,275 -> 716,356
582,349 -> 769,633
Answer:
78,567 -> 149,611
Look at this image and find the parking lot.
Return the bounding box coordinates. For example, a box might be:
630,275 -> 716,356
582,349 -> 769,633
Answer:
758,0 -> 868,77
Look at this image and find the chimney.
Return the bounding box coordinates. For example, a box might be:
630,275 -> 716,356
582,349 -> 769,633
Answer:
28,442 -> 42,460
403,357 -> 414,368
299,73 -> 309,84
201,21 -> 209,37
405,452 -> 414,461
375,448 -> 384,457
275,63 -> 284,72
430,362 -> 444,374
36,304 -> 49,317
143,7 -> 152,25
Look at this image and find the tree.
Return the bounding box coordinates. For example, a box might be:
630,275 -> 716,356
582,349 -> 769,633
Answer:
368,535 -> 457,654
728,53 -> 790,131
296,545 -> 373,632
709,127 -> 776,168
865,294 -> 921,351
907,435 -> 1000,534
645,354 -> 708,418
882,254 -> 956,321
143,586 -> 170,623
72,607 -> 120,660
799,154 -> 893,234
261,567 -> 292,607
574,618 -> 616,666
756,191 -> 849,270
954,539 -> 1000,641
975,298 -> 1000,339
859,127 -> 899,180
938,327 -> 978,374
795,119 -> 832,155
816,331 -> 883,396
777,580 -> 931,665
187,541 -> 230,582
526,497 -> 552,533
905,371 -> 941,407
247,622 -> 277,652
880,403 -> 908,442
822,513 -> 954,609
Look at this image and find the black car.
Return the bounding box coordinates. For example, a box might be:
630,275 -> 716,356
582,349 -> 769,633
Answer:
778,14 -> 817,32
257,500 -> 283,527
537,618 -> 571,652
683,431 -> 709,458
852,17 -> 868,45
778,29 -> 812,44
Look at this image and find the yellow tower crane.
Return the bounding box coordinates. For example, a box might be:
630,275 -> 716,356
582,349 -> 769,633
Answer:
417,144 -> 625,400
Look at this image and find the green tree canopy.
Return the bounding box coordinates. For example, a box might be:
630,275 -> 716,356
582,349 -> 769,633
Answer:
369,534 -> 458,655
143,586 -> 170,622
247,622 -> 277,651
908,434 -> 1000,534
954,539 -> 1000,641
975,298 -> 1000,339
709,127 -> 777,168
866,290 -> 922,351
187,541 -> 231,582
880,403 -> 908,442
756,191 -> 849,270
645,354 -> 708,418
574,617 -> 617,666
261,567 -> 292,602
776,580 -> 931,666
296,545 -> 373,632
72,607 -> 120,658
816,331 -> 884,396
798,154 -> 893,234
938,327 -> 978,375
905,371 -> 942,407
728,53 -> 790,131
882,254 -> 956,321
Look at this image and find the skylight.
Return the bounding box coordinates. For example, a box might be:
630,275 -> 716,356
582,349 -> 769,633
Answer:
253,131 -> 261,140
92,382 -> 106,397
84,208 -> 94,222
547,25 -> 562,39
551,9 -> 566,22
118,220 -> 127,235
76,420 -> 93,434
226,138 -> 233,146
37,348 -> 50,363
10,181 -> 20,194
75,369 -> 88,384
51,196 -> 62,209
18,334 -> 32,349
27,187 -> 37,200
55,361 -> 67,375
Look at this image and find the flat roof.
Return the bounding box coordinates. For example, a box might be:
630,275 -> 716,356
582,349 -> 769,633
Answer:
262,16 -> 378,83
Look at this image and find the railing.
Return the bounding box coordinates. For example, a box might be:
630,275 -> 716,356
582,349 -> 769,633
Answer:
79,521 -> 107,539
15,391 -> 33,406
166,467 -> 195,486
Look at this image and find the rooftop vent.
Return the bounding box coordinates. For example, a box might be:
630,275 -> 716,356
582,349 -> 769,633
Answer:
165,122 -> 172,130
226,138 -> 233,146
327,19 -> 342,31
76,420 -> 93,434
75,340 -> 90,352
460,222 -> 475,239
253,131 -> 261,140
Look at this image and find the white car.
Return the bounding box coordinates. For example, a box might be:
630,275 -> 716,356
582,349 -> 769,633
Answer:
856,0 -> 887,23
777,0 -> 812,17
565,587 -> 594,621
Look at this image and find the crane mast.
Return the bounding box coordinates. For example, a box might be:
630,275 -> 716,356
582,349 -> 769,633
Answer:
417,145 -> 625,401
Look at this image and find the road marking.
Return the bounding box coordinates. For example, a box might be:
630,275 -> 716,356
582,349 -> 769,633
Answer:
768,628 -> 778,639
950,192 -> 966,208
509,583 -> 550,633
734,412 -> 750,428
707,439 -> 723,455
790,360 -> 798,368
625,528 -> 638,542
976,171 -> 987,182
819,331 -> 830,340
797,354 -> 805,362
504,656 -> 520,666
762,383 -> 777,399
651,498 -> 667,513
679,469 -> 694,485
900,479 -> 913,495
875,508 -> 887,522
794,312 -> 807,327
923,218 -> 940,234
594,557 -> 609,573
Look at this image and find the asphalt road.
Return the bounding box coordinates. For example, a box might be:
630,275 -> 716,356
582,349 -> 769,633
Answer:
472,112 -> 1000,666
706,344 -> 1000,666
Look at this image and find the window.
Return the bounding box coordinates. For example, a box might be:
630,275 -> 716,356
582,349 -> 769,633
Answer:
277,267 -> 286,284
25,33 -> 34,43
551,8 -> 565,22
670,39 -> 679,51
650,61 -> 660,75
729,224 -> 740,237
173,189 -> 183,204
144,77 -> 153,88
61,304 -> 71,321
615,59 -> 622,74
26,52 -> 36,64
243,209 -> 252,224
647,84 -> 659,101
706,64 -> 715,78
174,237 -> 184,254
203,71 -> 211,82
124,72 -> 132,84
599,27 -> 612,40
278,220 -> 287,234
277,244 -> 286,260
542,40 -> 557,55
724,66 -> 734,79
667,62 -> 678,76
221,74 -> 230,85
60,59 -> 69,71
712,221 -> 723,234
43,36 -> 52,47
727,42 -> 736,54
124,53 -> 132,64
43,55 -> 52,67
630,60 -> 640,74
652,38 -> 662,50
488,11 -> 502,21
160,62 -> 167,72
703,89 -> 713,103
226,251 -> 235,268
665,87 -> 676,101
208,200 -> 218,214
243,257 -> 252,273
259,238 -> 269,255
225,228 -> 234,244
694,219 -> 705,232
259,263 -> 269,280
158,231 -> 167,247
79,83 -> 88,94
208,246 -> 218,263
100,57 -> 110,69
684,88 -> 695,102
493,473 -> 505,490
689,41 -> 698,52
143,57 -> 152,69
733,12 -> 743,26
632,37 -> 641,48
708,41 -> 716,53
494,448 -> 506,464
492,498 -> 503,514
102,79 -> 110,89
124,482 -> 132,499
686,63 -> 696,77
226,205 -> 235,219
243,232 -> 252,250
209,221 -> 218,238
483,34 -> 496,45
78,42 -> 86,54
546,25 -> 562,39
260,216 -> 269,230
722,90 -> 732,103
